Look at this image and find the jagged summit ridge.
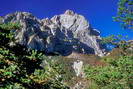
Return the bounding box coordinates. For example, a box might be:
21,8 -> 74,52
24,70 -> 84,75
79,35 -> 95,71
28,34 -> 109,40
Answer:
2,10 -> 106,56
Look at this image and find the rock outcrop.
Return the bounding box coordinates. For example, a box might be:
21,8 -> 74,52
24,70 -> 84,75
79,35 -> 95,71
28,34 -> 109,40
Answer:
0,16 -> 3,24
2,10 -> 106,56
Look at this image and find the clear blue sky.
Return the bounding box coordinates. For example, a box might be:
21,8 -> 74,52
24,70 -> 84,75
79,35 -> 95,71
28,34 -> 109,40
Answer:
0,0 -> 133,39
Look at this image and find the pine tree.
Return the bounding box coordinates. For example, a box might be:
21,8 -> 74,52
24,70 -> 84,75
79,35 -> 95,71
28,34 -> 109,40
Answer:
114,0 -> 133,29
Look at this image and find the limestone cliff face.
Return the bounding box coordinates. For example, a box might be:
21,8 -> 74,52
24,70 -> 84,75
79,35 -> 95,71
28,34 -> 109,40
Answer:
2,10 -> 106,56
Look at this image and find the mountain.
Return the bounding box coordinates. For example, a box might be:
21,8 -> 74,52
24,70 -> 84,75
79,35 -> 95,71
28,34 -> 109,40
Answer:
2,10 -> 106,56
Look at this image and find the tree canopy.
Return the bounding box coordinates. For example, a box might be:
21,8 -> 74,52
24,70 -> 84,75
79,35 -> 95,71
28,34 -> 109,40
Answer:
114,0 -> 133,29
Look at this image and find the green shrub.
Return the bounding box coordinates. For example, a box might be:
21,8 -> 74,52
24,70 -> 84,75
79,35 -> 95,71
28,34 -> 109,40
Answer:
114,0 -> 133,29
0,22 -> 21,30
0,23 -> 68,89
84,56 -> 133,89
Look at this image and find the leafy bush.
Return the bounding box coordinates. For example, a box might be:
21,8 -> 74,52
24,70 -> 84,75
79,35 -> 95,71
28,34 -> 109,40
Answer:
0,22 -> 21,30
0,23 -> 69,89
84,56 -> 133,89
114,0 -> 133,29
101,35 -> 129,49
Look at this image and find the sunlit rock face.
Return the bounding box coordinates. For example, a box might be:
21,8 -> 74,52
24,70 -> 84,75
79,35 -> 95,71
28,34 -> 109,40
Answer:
3,10 -> 106,56
72,60 -> 84,77
0,16 -> 3,24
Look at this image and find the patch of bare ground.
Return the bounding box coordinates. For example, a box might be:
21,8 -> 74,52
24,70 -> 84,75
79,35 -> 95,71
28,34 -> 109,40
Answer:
65,52 -> 106,66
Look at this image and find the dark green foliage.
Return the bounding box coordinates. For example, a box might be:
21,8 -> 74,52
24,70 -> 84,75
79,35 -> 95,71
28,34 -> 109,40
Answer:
0,23 -> 69,89
101,35 -> 129,50
86,34 -> 133,89
101,35 -> 126,44
84,56 -> 133,89
0,22 -> 21,30
114,0 -> 133,29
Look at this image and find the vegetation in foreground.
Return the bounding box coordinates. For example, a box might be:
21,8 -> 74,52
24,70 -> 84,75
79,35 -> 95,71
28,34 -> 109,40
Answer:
0,0 -> 133,89
84,32 -> 133,89
114,0 -> 133,29
0,22 -> 133,89
0,23 -> 70,89
84,55 -> 133,89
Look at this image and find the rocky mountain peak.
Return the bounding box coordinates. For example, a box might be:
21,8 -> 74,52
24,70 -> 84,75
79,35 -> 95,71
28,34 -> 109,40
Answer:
42,18 -> 53,25
2,10 -> 106,56
64,10 -> 75,15
4,12 -> 36,22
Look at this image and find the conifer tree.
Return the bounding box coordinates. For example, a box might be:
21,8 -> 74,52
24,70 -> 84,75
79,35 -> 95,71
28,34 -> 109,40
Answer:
114,0 -> 133,29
